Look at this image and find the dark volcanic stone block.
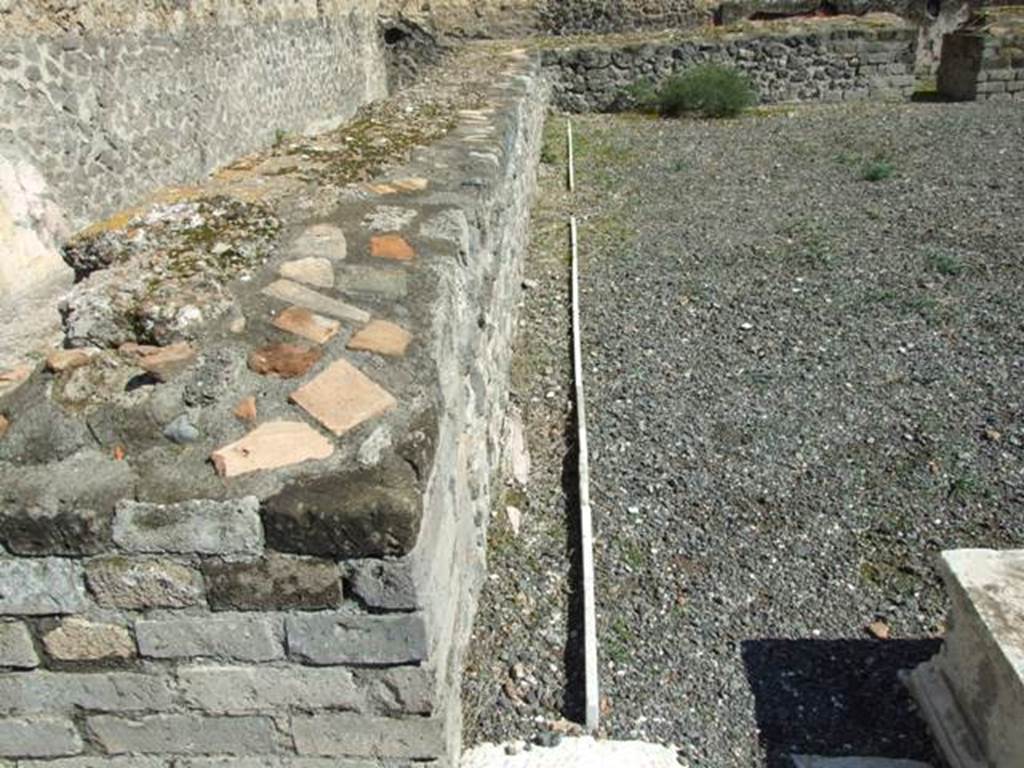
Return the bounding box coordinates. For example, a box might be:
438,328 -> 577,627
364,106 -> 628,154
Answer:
203,554 -> 342,611
0,452 -> 134,555
261,458 -> 421,558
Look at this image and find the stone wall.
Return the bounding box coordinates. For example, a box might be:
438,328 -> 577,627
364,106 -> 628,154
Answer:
540,16 -> 919,111
937,10 -> 1024,99
0,0 -> 388,229
383,0 -> 711,38
0,49 -> 547,768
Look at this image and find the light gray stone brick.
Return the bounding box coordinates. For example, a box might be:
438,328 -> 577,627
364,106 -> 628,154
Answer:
87,715 -> 279,755
113,498 -> 263,555
291,713 -> 444,759
0,621 -> 38,668
178,665 -> 362,714
0,558 -> 86,615
136,615 -> 283,661
0,671 -> 173,714
286,613 -> 427,666
346,559 -> 418,611
85,556 -> 203,609
357,667 -> 437,716
0,716 -> 82,757
17,759 -> 168,768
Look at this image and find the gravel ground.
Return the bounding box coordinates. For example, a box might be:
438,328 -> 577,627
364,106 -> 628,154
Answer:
464,99 -> 1024,767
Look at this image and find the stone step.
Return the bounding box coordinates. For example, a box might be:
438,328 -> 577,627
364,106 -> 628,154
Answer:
906,549 -> 1024,768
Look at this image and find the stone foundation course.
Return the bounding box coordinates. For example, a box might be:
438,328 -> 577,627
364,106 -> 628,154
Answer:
937,7 -> 1024,101
0,45 -> 547,767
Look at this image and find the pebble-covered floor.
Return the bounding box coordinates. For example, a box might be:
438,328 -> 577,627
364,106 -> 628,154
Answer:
463,100 -> 1024,767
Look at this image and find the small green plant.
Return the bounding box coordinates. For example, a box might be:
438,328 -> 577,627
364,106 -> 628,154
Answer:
861,159 -> 895,182
927,250 -> 965,277
273,128 -> 287,148
652,64 -> 756,118
621,78 -> 659,113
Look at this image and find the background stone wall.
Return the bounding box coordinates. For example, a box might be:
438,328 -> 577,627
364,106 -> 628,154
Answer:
383,0 -> 712,37
0,0 -> 388,229
541,18 -> 919,111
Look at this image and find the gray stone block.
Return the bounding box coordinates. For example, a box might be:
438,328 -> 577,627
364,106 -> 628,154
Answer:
0,671 -> 174,714
114,498 -> 263,555
0,558 -> 86,615
291,713 -> 444,759
87,715 -> 279,755
357,667 -> 437,716
0,716 -> 82,757
85,556 -> 204,609
136,615 -> 283,661
0,621 -> 39,669
203,555 -> 342,612
17,759 -> 168,768
346,559 -> 419,611
178,665 -> 362,714
286,612 -> 427,666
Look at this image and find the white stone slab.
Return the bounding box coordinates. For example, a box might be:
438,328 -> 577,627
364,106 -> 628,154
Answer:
461,738 -> 679,768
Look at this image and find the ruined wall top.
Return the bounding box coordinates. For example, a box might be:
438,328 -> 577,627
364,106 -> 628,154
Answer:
0,0 -> 380,37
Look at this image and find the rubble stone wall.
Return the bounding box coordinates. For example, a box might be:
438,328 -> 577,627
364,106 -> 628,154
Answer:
540,18 -> 920,111
0,51 -> 548,768
0,0 -> 388,228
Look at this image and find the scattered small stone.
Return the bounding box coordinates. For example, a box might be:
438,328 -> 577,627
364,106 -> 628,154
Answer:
42,617 -> 135,661
866,619 -> 891,640
511,662 -> 527,681
211,420 -> 334,478
279,257 -> 335,289
984,427 -> 1002,442
507,505 -> 522,537
347,319 -> 413,357
233,396 -> 258,423
370,234 -> 416,262
45,348 -> 98,373
535,732 -> 562,749
523,278 -> 539,290
135,342 -> 197,382
248,342 -> 322,379
272,306 -> 340,345
505,742 -> 521,756
229,315 -> 247,334
163,414 -> 200,445
357,425 -> 392,467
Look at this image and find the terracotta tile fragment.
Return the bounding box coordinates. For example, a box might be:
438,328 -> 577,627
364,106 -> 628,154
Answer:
347,320 -> 413,357
272,307 -> 340,345
289,359 -> 397,437
370,234 -> 415,262
211,420 -> 334,478
136,342 -> 197,382
248,343 -> 322,379
46,348 -> 99,373
364,183 -> 397,195
234,396 -> 258,423
278,257 -> 335,289
262,279 -> 371,324
0,365 -> 33,384
392,178 -> 429,192
0,414 -> 8,439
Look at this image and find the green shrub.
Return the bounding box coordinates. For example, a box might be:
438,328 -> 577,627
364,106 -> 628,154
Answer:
654,65 -> 756,118
861,159 -> 895,182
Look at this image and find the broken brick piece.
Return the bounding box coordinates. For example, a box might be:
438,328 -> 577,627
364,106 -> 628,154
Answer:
135,342 -> 197,382
0,414 -> 8,439
46,348 -> 99,373
233,396 -> 258,423
347,320 -> 412,357
289,359 -> 397,437
248,343 -> 322,379
370,234 -> 415,262
211,420 -> 334,478
272,307 -> 341,345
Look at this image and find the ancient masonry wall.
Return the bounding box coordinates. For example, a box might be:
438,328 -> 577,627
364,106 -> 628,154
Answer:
938,27 -> 1024,100
541,19 -> 920,111
0,54 -> 548,768
0,0 -> 388,228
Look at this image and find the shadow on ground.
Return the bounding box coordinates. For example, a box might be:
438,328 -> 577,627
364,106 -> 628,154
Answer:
742,638 -> 942,767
